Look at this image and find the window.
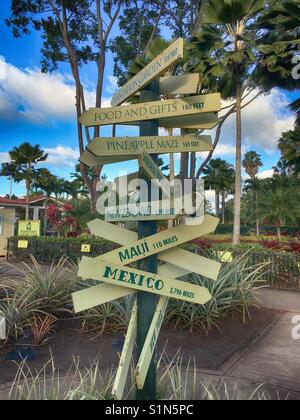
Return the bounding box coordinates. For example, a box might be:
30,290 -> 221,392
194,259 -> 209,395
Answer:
0,215 -> 3,236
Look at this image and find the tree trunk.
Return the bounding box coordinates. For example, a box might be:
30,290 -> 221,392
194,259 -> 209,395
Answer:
233,67 -> 242,246
168,128 -> 175,229
215,190 -> 220,218
256,218 -> 260,236
276,225 -> 281,239
180,153 -> 189,182
221,190 -> 226,224
190,152 -> 196,179
25,174 -> 30,220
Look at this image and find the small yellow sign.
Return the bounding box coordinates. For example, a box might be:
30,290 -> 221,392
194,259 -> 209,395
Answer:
18,220 -> 41,237
81,244 -> 91,253
18,240 -> 28,249
218,251 -> 233,263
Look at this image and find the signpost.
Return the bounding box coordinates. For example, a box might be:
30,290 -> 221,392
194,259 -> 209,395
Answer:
78,257 -> 212,305
111,38 -> 184,106
111,300 -> 137,400
75,39 -> 222,401
87,135 -> 213,157
79,93 -> 221,127
159,73 -> 200,96
0,313 -> 6,340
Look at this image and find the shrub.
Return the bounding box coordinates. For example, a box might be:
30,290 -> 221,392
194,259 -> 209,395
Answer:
165,251 -> 267,333
79,295 -> 134,334
4,256 -> 79,317
0,292 -> 33,343
287,240 -> 300,254
193,238 -> 214,251
258,239 -> 283,250
29,314 -> 57,346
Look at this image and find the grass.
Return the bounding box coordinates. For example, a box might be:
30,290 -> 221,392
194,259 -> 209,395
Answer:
6,352 -> 284,401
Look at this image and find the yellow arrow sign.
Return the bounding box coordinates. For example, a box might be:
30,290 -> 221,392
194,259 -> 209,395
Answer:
72,261 -> 190,313
79,94 -> 221,127
87,135 -> 213,157
159,73 -> 200,96
111,38 -> 184,106
78,257 -> 212,305
111,299 -> 137,400
80,149 -> 135,167
159,112 -> 219,129
94,214 -> 219,266
136,297 -> 168,390
121,112 -> 219,130
88,218 -> 221,280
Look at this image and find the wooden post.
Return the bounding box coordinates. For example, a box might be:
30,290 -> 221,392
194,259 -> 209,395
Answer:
137,81 -> 159,400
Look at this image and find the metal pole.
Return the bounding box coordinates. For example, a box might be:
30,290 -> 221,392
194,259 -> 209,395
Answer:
136,80 -> 159,400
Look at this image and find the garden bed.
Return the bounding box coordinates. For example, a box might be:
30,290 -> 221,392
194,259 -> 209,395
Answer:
0,308 -> 276,388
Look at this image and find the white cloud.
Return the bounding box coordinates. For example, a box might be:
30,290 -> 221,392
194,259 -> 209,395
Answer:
105,76 -> 119,95
0,152 -> 10,164
0,58 -> 116,124
43,146 -> 79,167
219,89 -> 295,154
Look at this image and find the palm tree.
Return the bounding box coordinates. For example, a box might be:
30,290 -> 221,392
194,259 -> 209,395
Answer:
7,143 -> 48,219
219,163 -> 235,225
242,151 -> 263,178
63,180 -> 89,200
187,0 -> 297,244
32,168 -> 59,233
244,176 -> 261,235
203,158 -> 234,219
278,128 -> 300,175
242,151 -> 263,234
258,178 -> 300,238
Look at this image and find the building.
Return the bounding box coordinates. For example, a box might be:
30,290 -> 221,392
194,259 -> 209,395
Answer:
0,196 -> 63,257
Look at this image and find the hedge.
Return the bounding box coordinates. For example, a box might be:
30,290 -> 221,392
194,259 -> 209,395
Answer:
215,225 -> 300,236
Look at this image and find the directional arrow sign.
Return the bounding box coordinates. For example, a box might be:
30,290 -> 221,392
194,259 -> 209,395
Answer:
79,93 -> 221,127
111,38 -> 184,106
0,313 -> 6,340
120,112 -> 219,130
111,299 -> 137,400
159,73 -> 200,96
95,214 -> 219,266
87,135 -> 213,157
88,218 -> 221,280
136,297 -> 168,390
78,257 -> 212,305
72,261 -> 190,313
138,152 -> 171,198
159,112 -> 219,129
80,149 -> 135,167
72,218 -> 221,313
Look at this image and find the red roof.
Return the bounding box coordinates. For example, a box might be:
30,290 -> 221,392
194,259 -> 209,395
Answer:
0,196 -> 46,206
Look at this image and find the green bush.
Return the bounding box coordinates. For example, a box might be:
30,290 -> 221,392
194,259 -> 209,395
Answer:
165,251 -> 267,333
8,236 -> 117,263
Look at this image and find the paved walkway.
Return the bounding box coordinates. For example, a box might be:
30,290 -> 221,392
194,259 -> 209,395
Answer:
193,289 -> 300,399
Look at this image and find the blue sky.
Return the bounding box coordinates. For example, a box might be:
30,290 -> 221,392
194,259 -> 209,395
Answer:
0,1 -> 298,199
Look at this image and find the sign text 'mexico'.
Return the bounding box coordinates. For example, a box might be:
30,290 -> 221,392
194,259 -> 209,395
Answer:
78,257 -> 212,305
